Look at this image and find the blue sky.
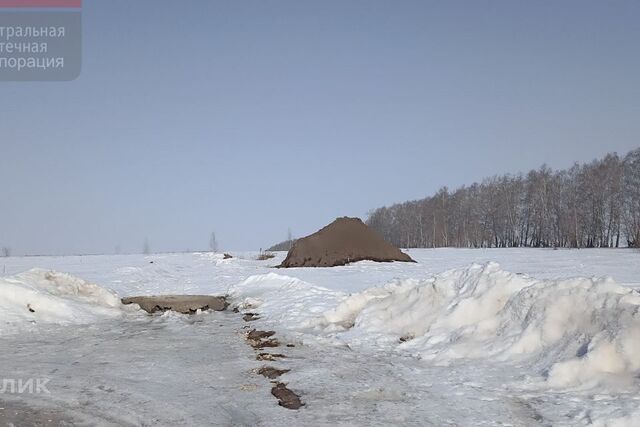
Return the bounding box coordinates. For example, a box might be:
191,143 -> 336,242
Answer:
1,0 -> 639,254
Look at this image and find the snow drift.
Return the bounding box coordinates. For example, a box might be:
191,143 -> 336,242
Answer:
229,272 -> 343,327
230,263 -> 640,388
0,269 -> 129,332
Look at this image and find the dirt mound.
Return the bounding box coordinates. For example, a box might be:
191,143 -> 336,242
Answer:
278,217 -> 415,268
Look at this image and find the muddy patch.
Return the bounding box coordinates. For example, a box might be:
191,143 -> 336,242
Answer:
247,330 -> 275,341
257,366 -> 290,379
237,312 -> 304,409
242,313 -> 260,322
256,353 -> 286,361
271,382 -> 304,409
251,338 -> 280,349
246,329 -> 280,349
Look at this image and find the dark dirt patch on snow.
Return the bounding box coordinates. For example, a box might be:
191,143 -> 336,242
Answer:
257,366 -> 290,379
271,382 -> 304,409
277,217 -> 415,268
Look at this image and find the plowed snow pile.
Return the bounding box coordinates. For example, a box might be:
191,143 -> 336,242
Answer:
0,269 -> 128,332
231,262 -> 640,389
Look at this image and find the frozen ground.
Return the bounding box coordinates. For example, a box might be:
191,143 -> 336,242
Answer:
0,248 -> 639,426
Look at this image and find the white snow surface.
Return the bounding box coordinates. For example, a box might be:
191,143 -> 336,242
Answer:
231,264 -> 640,389
0,268 -> 131,329
1,248 -> 640,426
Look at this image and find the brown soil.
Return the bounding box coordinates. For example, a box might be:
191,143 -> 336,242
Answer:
256,353 -> 287,361
245,329 -> 280,349
277,217 -> 415,268
247,329 -> 275,341
271,382 -> 304,409
250,338 -> 280,349
242,313 -> 260,322
257,366 -> 290,379
234,313 -> 303,410
121,295 -> 228,314
223,253 -> 233,259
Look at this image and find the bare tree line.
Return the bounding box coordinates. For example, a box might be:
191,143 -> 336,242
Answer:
367,148 -> 640,249
267,228 -> 296,252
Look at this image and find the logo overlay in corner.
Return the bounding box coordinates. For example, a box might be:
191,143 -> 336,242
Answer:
0,0 -> 82,81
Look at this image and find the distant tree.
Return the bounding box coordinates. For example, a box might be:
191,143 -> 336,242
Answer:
143,238 -> 150,255
210,232 -> 218,252
1,247 -> 10,257
623,149 -> 640,247
115,245 -> 121,255
267,238 -> 297,252
366,147 -> 639,249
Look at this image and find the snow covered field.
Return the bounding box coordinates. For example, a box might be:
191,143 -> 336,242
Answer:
1,248 -> 639,426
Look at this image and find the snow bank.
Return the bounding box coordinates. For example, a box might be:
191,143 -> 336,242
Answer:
229,263 -> 640,388
0,269 -> 130,332
197,252 -> 235,266
229,272 -> 343,329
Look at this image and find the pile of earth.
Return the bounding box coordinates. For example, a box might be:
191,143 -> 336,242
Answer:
278,217 -> 415,268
